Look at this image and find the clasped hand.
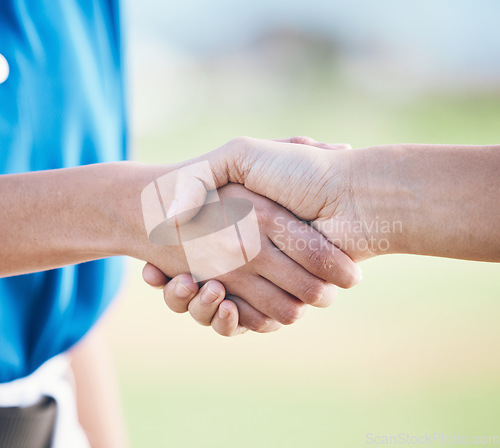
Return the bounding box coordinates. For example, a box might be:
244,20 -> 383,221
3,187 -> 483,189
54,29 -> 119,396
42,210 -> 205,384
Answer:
142,137 -> 362,336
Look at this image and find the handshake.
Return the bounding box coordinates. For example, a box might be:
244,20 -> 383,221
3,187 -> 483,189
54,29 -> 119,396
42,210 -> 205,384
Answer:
134,137 -> 499,336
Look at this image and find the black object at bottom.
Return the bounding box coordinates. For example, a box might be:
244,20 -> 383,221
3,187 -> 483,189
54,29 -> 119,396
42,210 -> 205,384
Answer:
0,396 -> 56,448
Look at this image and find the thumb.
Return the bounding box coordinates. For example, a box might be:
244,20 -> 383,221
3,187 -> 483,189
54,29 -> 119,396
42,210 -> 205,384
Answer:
164,136 -> 349,226
166,160 -> 218,226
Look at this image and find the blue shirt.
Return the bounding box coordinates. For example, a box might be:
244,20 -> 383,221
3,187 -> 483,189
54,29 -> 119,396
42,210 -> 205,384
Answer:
0,0 -> 127,382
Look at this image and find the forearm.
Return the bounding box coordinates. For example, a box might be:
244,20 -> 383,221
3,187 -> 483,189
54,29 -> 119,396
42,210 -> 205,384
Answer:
0,161 -> 173,277
71,322 -> 129,448
350,144 -> 500,261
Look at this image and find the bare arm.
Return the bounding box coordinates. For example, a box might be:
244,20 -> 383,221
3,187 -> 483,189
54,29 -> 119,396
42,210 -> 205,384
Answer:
348,144 -> 500,261
0,160 -> 361,332
0,161 -> 159,276
169,138 -> 500,262
70,319 -> 129,448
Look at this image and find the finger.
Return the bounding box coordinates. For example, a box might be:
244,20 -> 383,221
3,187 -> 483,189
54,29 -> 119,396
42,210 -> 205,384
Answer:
166,160 -> 215,225
162,274 -> 199,313
224,274 -> 307,326
142,262 -> 169,288
187,280 -> 226,326
163,136 -> 350,227
258,242 -> 337,308
226,295 -> 282,333
271,136 -> 352,150
266,209 -> 362,289
210,299 -> 248,337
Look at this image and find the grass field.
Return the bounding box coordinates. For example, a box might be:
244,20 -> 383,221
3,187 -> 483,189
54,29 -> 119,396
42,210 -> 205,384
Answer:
106,88 -> 500,447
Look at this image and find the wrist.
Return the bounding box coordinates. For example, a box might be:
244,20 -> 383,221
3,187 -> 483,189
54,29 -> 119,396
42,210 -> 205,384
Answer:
346,145 -> 410,257
101,161 -> 178,261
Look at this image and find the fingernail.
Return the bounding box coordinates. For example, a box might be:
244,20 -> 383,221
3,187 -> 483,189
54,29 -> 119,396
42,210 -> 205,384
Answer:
218,303 -> 230,320
174,280 -> 193,298
200,285 -> 219,304
166,199 -> 178,219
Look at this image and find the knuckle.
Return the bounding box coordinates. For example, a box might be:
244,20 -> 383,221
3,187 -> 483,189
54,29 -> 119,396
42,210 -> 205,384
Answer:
257,204 -> 277,230
340,275 -> 356,289
301,280 -> 326,306
316,284 -> 337,308
306,248 -> 345,281
215,236 -> 247,262
332,264 -> 358,289
290,136 -> 309,145
306,248 -> 329,270
340,268 -> 361,289
224,239 -> 245,259
248,315 -> 275,333
278,303 -> 306,325
305,247 -> 360,289
243,238 -> 263,263
228,135 -> 253,149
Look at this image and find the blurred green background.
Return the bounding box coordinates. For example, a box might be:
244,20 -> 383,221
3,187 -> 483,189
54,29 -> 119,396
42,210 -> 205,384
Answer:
107,1 -> 500,446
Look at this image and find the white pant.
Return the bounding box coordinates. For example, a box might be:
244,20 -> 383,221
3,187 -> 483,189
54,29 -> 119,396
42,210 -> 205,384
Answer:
0,355 -> 90,448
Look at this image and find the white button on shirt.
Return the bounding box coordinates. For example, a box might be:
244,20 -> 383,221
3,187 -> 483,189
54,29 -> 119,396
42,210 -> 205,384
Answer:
0,53 -> 9,84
